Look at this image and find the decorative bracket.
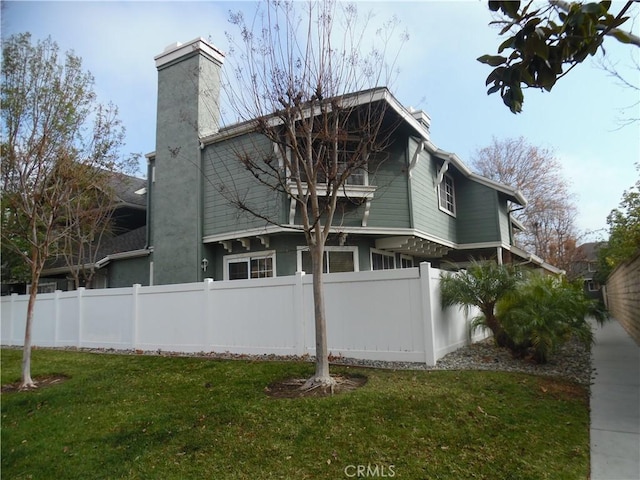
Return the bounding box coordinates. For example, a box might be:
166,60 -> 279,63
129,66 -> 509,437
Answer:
362,199 -> 372,227
435,159 -> 450,188
289,198 -> 297,225
408,140 -> 425,178
257,235 -> 270,248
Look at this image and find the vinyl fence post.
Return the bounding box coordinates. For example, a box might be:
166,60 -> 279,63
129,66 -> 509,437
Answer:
294,271 -> 306,356
419,262 -> 437,366
54,290 -> 61,347
203,278 -> 214,353
77,287 -> 85,348
132,284 -> 141,350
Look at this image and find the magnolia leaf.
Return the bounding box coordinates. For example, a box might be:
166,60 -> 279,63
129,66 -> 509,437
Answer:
580,2 -> 606,15
488,1 -> 501,12
477,54 -> 508,67
498,36 -> 515,53
487,84 -> 501,95
502,1 -> 522,20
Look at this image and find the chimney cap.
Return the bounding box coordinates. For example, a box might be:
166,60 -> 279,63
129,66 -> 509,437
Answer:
154,37 -> 225,69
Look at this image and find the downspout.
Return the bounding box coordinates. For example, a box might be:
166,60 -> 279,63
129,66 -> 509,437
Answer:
145,156 -> 153,285
198,140 -> 206,282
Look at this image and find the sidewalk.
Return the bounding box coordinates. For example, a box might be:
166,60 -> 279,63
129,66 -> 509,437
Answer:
590,319 -> 640,480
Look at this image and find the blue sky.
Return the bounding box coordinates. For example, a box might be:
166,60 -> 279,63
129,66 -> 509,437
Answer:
3,0 -> 639,241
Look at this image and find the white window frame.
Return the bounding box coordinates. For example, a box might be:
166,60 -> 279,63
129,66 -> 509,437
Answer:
284,143 -> 376,200
370,249 -> 395,271
438,173 -> 456,216
26,282 -> 57,294
400,254 -> 415,268
296,246 -> 359,274
223,250 -> 276,281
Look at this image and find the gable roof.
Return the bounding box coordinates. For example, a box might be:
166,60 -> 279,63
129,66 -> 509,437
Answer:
194,87 -> 527,206
108,172 -> 147,208
42,226 -> 148,275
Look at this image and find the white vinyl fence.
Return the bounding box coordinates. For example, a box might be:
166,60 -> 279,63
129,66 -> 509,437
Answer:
1,263 -> 485,365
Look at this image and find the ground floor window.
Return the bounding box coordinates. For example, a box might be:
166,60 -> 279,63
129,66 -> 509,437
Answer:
297,246 -> 359,274
586,279 -> 600,292
371,249 -> 395,270
224,251 -> 276,280
400,255 -> 414,268
371,250 -> 415,270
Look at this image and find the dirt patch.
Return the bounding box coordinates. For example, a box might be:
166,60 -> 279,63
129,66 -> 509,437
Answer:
1,374 -> 70,393
265,374 -> 367,398
537,377 -> 588,402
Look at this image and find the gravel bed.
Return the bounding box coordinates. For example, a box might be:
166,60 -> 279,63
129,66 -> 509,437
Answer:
334,336 -> 593,385
8,335 -> 593,386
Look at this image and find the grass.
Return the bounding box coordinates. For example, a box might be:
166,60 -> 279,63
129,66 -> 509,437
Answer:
1,348 -> 589,479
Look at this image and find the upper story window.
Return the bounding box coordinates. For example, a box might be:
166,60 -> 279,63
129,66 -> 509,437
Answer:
293,139 -> 369,187
438,174 -> 456,216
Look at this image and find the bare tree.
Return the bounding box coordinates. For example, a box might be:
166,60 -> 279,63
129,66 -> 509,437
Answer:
58,166 -> 117,289
219,0 -> 407,390
1,33 -> 130,389
471,136 -> 580,271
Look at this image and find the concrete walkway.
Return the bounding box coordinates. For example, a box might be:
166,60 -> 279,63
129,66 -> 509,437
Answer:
590,319 -> 640,480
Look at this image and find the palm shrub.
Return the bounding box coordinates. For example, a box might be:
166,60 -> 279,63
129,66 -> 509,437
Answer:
497,274 -> 608,363
440,261 -> 520,348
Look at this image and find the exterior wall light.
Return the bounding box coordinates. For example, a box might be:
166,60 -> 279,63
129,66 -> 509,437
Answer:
201,258 -> 209,271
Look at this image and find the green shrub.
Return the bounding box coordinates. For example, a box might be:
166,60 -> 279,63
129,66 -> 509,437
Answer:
497,274 -> 607,363
440,261 -> 520,347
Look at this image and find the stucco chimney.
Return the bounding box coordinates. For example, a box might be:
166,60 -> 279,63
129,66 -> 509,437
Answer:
150,37 -> 225,285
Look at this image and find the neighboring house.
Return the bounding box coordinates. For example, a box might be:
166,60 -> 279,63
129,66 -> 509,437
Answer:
36,172 -> 150,291
570,242 -> 606,300
141,37 -> 558,286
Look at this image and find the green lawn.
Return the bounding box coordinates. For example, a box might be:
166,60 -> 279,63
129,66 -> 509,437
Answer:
1,348 -> 589,479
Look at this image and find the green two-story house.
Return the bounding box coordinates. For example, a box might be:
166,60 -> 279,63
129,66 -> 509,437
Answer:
135,36 -> 557,287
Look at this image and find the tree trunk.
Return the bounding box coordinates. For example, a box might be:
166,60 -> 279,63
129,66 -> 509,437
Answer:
304,242 -> 336,390
20,277 -> 39,389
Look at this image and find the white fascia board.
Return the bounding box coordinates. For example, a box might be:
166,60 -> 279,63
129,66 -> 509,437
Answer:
456,240 -> 509,250
200,87 -> 394,147
41,249 -> 152,276
511,215 -> 527,232
107,249 -> 151,261
509,245 -> 564,274
202,225 -> 297,244
469,173 -> 528,206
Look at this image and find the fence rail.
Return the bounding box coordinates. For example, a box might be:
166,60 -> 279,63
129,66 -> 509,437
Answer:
1,263 -> 484,365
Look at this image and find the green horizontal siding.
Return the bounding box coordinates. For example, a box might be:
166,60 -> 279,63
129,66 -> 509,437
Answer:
456,179 -> 501,244
109,256 -> 150,287
365,142 -> 411,229
203,133 -> 285,237
410,148 -> 456,242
